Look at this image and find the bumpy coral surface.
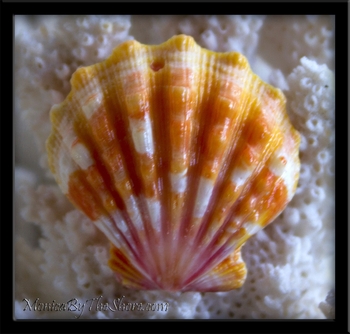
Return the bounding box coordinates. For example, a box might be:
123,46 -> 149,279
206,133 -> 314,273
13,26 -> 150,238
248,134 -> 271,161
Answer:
15,15 -> 334,319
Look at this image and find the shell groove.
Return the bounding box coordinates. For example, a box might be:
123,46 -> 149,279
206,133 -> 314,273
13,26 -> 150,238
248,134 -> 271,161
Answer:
47,35 -> 300,292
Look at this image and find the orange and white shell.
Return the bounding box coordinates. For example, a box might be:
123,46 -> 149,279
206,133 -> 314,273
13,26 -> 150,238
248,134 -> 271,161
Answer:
46,35 -> 300,292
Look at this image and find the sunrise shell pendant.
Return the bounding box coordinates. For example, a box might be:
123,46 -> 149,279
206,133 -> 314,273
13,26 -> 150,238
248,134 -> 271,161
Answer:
46,35 -> 300,292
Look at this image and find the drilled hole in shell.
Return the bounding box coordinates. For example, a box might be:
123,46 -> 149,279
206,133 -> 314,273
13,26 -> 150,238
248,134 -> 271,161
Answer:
150,59 -> 165,72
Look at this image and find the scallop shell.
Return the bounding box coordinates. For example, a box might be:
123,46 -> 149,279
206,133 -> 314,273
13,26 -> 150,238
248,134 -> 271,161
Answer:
47,35 -> 300,292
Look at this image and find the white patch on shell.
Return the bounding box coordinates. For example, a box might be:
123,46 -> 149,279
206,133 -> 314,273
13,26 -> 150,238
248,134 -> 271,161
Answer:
70,142 -> 94,170
95,218 -> 122,249
284,168 -> 298,201
59,115 -> 79,146
125,195 -> 143,230
146,198 -> 161,233
269,146 -> 297,200
170,169 -> 188,193
129,115 -> 154,155
193,177 -> 214,218
111,210 -> 129,234
60,124 -> 94,171
230,165 -> 254,188
57,147 -> 78,194
218,116 -> 233,142
269,147 -> 286,177
81,91 -> 103,119
244,221 -> 262,236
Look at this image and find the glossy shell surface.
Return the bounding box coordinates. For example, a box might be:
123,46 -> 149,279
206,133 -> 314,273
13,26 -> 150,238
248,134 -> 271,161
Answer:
47,35 -> 300,292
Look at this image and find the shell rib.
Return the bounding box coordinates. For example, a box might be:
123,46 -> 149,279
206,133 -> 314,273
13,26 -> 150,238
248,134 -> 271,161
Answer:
47,35 -> 300,292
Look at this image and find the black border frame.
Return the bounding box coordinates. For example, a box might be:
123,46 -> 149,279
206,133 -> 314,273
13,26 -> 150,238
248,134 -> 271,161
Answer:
2,2 -> 347,333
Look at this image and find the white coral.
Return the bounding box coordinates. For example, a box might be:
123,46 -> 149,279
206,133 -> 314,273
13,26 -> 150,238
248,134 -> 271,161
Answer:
131,15 -> 265,61
257,15 -> 334,75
